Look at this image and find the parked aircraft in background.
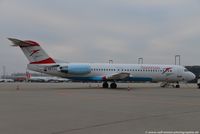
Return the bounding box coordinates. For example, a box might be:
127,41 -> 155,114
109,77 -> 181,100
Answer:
0,79 -> 14,82
26,72 -> 69,82
8,38 -> 195,88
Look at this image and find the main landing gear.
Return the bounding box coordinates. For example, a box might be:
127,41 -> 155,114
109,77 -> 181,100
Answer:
102,81 -> 109,88
102,81 -> 117,89
175,82 -> 180,88
160,82 -> 180,88
110,82 -> 117,89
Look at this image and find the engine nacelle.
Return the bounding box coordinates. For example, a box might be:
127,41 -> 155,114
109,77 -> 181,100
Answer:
60,64 -> 91,75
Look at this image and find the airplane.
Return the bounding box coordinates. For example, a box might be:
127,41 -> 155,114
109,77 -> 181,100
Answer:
0,78 -> 14,82
8,38 -> 196,88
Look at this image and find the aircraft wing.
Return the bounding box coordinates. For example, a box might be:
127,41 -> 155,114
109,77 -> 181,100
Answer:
105,72 -> 130,80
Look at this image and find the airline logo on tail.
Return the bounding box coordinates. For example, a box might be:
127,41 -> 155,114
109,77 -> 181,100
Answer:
30,49 -> 40,56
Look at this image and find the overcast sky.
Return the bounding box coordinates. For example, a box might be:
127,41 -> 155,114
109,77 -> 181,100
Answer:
0,0 -> 200,74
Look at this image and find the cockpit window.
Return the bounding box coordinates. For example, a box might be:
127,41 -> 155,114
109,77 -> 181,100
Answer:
184,69 -> 189,72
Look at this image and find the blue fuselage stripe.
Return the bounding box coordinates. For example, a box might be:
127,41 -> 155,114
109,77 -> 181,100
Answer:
66,77 -> 153,82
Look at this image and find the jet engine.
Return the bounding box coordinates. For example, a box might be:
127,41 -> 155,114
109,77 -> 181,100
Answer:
59,64 -> 91,75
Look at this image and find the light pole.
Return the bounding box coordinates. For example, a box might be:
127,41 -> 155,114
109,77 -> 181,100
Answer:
138,58 -> 143,64
175,55 -> 181,65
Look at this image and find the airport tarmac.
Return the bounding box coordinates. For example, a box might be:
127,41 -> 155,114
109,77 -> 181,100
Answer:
0,83 -> 200,134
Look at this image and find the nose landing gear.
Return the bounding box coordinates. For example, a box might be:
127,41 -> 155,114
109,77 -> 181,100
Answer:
160,82 -> 180,88
197,84 -> 200,89
197,76 -> 200,89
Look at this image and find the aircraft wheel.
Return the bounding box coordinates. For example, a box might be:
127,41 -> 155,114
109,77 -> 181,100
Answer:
175,82 -> 180,88
102,82 -> 109,88
110,82 -> 117,89
176,84 -> 180,88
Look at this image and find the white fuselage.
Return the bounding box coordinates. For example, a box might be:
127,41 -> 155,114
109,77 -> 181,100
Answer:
27,63 -> 195,83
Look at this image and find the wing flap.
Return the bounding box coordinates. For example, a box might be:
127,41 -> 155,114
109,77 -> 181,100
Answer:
106,72 -> 130,80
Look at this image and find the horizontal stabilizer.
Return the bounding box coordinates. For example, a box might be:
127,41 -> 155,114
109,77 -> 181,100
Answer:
8,38 -> 39,47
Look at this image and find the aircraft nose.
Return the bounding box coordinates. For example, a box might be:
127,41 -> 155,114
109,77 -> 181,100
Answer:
189,72 -> 196,81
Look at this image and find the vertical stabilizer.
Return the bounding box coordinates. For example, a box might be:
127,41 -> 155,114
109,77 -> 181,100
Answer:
8,38 -> 56,64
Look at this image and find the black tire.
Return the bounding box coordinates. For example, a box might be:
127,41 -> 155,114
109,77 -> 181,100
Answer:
176,85 -> 180,88
103,82 -> 109,88
110,83 -> 117,89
